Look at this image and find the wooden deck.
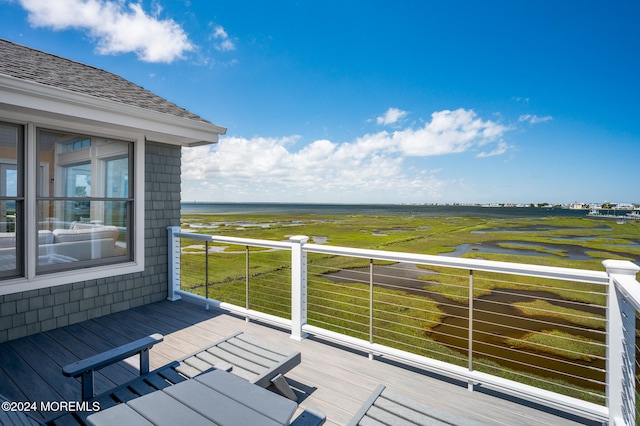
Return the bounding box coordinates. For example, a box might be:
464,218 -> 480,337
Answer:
0,300 -> 598,425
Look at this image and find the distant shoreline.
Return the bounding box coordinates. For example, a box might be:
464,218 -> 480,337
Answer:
181,202 -> 636,219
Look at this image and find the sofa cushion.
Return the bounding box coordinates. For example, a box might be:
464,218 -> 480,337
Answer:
53,226 -> 119,244
70,221 -> 105,230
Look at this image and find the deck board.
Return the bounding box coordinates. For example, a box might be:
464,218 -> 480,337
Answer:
0,357 -> 32,415
77,318 -> 139,347
0,342 -> 62,421
42,328 -> 134,394
0,299 -> 597,426
7,336 -> 78,403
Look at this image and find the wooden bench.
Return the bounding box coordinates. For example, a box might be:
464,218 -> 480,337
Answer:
174,331 -> 302,400
348,384 -> 488,426
86,369 -> 326,426
47,332 -> 304,425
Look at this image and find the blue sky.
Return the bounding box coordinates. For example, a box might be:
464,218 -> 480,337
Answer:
2,1 -> 639,205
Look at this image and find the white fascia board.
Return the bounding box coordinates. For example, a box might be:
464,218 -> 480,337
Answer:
0,74 -> 226,146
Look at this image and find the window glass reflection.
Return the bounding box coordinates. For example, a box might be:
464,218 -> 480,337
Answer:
36,129 -> 132,271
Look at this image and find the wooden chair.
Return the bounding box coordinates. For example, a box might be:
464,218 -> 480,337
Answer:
48,332 -> 307,425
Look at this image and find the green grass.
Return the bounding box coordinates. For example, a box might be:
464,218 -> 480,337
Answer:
513,299 -> 606,330
505,330 -> 606,362
421,268 -> 606,305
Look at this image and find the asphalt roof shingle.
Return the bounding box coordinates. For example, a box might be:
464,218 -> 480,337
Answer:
0,39 -> 210,124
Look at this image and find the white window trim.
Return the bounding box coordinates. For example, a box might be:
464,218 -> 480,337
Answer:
0,117 -> 145,296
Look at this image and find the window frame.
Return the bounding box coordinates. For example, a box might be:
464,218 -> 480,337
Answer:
0,118 -> 145,295
35,128 -> 135,274
0,122 -> 24,280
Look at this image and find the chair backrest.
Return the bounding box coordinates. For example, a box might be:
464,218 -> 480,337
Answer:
175,332 -> 301,390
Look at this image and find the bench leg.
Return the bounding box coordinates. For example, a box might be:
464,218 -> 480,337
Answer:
271,374 -> 297,401
81,370 -> 94,401
140,348 -> 150,375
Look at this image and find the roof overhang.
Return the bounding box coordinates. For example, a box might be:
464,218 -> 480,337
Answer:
0,74 -> 226,147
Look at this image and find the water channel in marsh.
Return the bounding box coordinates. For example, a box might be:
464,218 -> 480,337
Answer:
323,263 -> 607,393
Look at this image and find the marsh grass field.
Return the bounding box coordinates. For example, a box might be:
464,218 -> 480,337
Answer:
178,212 -> 640,403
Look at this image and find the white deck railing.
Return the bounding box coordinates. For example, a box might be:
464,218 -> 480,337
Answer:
167,227 -> 640,425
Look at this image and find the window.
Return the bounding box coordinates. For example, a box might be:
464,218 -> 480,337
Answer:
36,129 -> 133,273
0,119 -> 142,292
0,123 -> 23,279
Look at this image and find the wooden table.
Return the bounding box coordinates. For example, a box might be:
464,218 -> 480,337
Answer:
87,369 -> 298,426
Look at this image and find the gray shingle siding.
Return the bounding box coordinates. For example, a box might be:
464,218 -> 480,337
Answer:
0,39 -> 209,123
0,141 -> 181,343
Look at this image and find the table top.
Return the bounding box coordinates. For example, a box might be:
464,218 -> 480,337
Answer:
87,369 -> 298,426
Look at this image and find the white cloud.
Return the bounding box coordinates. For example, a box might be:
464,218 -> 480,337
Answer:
518,114 -> 553,124
182,134 -> 441,203
376,107 -> 408,125
212,26 -> 228,39
182,108 -> 514,203
210,24 -> 236,51
391,109 -> 510,156
476,141 -> 509,158
18,0 -> 193,62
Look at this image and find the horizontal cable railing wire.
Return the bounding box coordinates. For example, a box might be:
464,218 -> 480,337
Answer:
245,250 -> 292,318
307,285 -> 371,338
470,337 -> 605,380
473,273 -> 606,299
179,238 -> 295,320
471,321 -> 607,364
302,247 -> 609,405
476,299 -> 607,332
307,257 -> 473,368
470,356 -> 605,403
471,304 -> 606,338
373,318 -> 468,365
487,286 -> 606,310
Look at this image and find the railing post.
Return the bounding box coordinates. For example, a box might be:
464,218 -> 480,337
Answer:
604,259 -> 640,426
290,235 -> 309,341
167,226 -> 182,301
205,240 -> 209,310
245,246 -> 250,322
468,269 -> 474,391
369,259 -> 374,360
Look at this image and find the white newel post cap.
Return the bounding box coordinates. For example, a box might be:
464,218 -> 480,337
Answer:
289,235 -> 309,244
602,259 -> 640,277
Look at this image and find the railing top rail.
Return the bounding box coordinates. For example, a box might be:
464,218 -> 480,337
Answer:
303,242 -> 610,285
613,276 -> 640,312
173,231 -> 294,250
170,228 -> 610,285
